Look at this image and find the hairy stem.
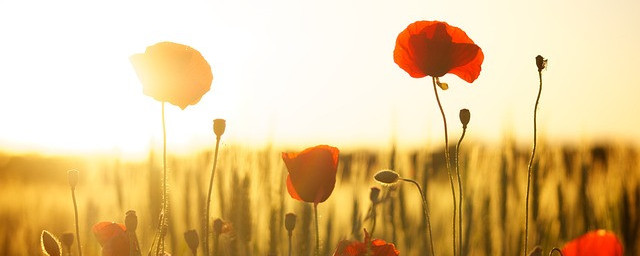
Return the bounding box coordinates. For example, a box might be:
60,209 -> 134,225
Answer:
314,204 -> 320,256
71,188 -> 82,256
204,135 -> 222,256
456,128 -> 466,256
525,71 -> 543,256
402,178 -> 435,256
433,77 -> 456,256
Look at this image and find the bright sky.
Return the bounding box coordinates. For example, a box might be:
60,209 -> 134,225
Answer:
1,0 -> 639,156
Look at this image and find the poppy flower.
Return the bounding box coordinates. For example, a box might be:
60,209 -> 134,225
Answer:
394,21 -> 484,83
561,230 -> 623,256
333,229 -> 399,256
282,145 -> 339,205
130,41 -> 213,109
92,222 -> 130,256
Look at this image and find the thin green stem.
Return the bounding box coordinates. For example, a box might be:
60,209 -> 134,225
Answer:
432,77 -> 456,256
160,102 -> 167,255
456,127 -> 466,256
213,234 -> 219,256
71,188 -> 82,256
402,178 -> 435,256
370,204 -> 377,236
314,204 -> 320,256
204,135 -> 222,256
287,232 -> 292,256
525,71 -> 543,256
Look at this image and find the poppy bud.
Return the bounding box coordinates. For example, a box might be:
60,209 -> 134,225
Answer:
374,170 -> 400,184
183,229 -> 199,253
213,218 -> 223,235
459,109 -> 470,129
285,213 -> 297,233
125,210 -> 138,233
41,230 -> 62,256
535,55 -> 547,72
213,119 -> 226,138
67,170 -> 78,189
369,187 -> 381,203
60,233 -> 74,251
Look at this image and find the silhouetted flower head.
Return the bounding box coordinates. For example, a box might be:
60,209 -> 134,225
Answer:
60,233 -> 74,251
282,145 -> 340,205
561,230 -> 623,256
125,210 -> 137,233
213,119 -> 226,138
536,55 -> 547,72
369,187 -> 381,203
92,222 -> 130,256
459,109 -> 470,129
67,170 -> 78,189
374,170 -> 400,185
333,229 -> 399,256
394,21 -> 484,83
130,41 -> 213,109
285,213 -> 297,232
183,229 -> 199,253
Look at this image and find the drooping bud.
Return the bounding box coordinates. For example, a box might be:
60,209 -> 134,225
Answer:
67,170 -> 79,189
459,109 -> 470,129
535,55 -> 547,72
369,187 -> 381,203
183,229 -> 199,254
125,210 -> 138,233
374,169 -> 400,185
435,77 -> 449,90
213,218 -> 224,235
60,233 -> 74,252
213,119 -> 226,138
284,213 -> 297,233
41,230 -> 62,256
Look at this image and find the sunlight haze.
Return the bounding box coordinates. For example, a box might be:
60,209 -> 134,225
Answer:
1,0 -> 639,155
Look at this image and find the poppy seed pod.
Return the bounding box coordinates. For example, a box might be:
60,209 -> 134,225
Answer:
183,229 -> 199,253
67,170 -> 78,189
536,55 -> 547,72
459,109 -> 470,129
285,213 -> 297,233
374,170 -> 400,185
370,187 -> 381,203
213,119 -> 226,138
125,210 -> 138,232
41,230 -> 62,256
213,218 -> 223,235
60,233 -> 74,251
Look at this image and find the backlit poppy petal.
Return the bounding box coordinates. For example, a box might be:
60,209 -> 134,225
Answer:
333,229 -> 399,256
394,20 -> 483,83
130,41 -> 213,110
282,145 -> 339,204
92,222 -> 130,256
561,230 -> 623,256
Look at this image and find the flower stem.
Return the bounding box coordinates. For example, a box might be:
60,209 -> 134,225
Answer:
524,70 -> 543,256
432,77 -> 456,256
204,135 -> 222,256
401,178 -> 435,256
71,188 -> 82,256
160,101 -> 168,255
288,232 -> 293,256
314,204 -> 320,256
456,127 -> 466,256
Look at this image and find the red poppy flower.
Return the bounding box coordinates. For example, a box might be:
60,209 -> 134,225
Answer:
130,41 -> 213,109
282,145 -> 339,205
394,21 -> 484,83
333,229 -> 399,256
561,230 -> 623,256
92,222 -> 130,256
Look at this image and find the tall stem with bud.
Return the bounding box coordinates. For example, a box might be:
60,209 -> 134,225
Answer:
285,213 -> 297,256
456,109 -> 469,256
205,119 -> 226,256
524,55 -> 547,256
